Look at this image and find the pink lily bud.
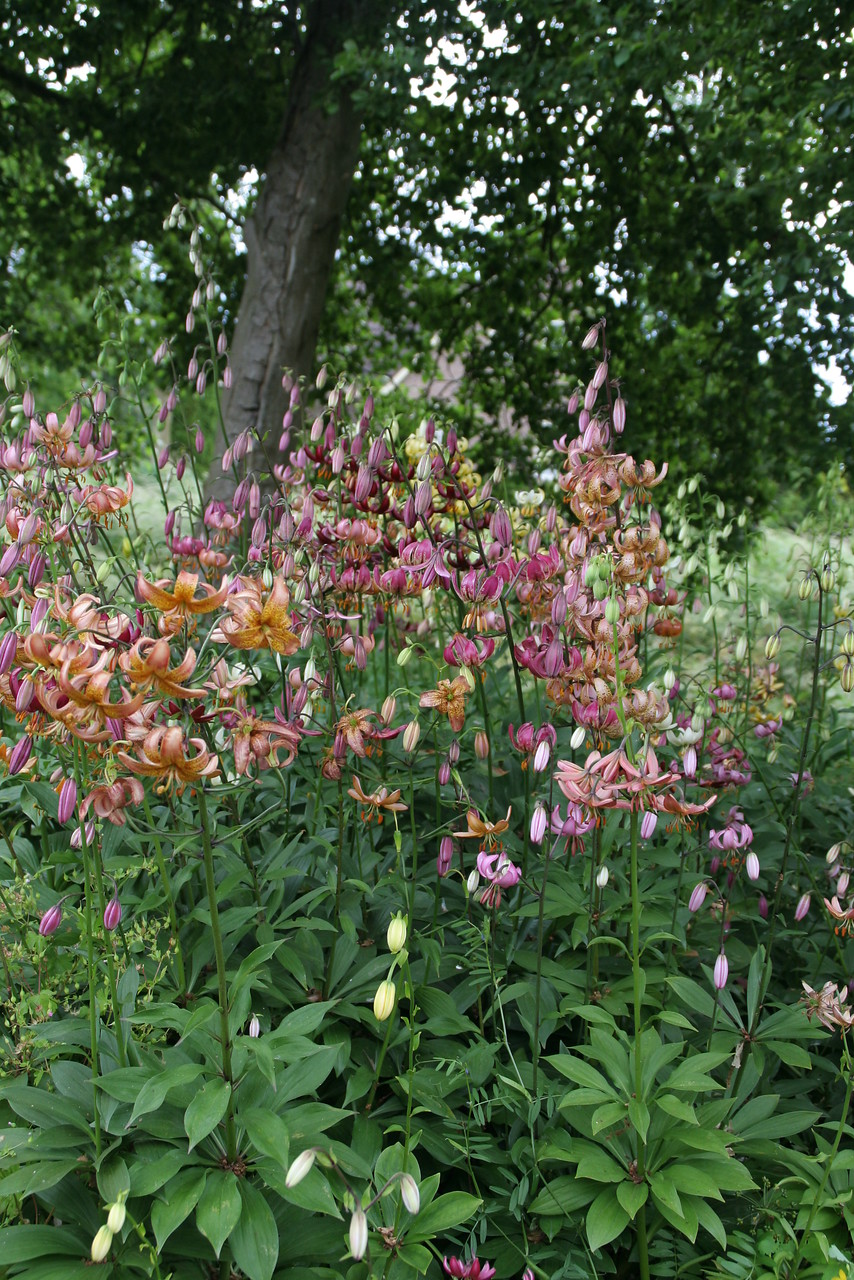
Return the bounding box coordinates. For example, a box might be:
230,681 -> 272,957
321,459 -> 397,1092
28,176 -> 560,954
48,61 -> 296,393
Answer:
217,331 -> 228,356
567,391 -> 579,415
28,551 -> 46,590
194,427 -> 205,453
448,738 -> 460,765
58,778 -> 78,825
71,821 -> 95,849
157,446 -> 170,470
175,455 -> 186,481
758,894 -> 768,919
437,835 -> 453,876
581,324 -> 600,350
530,803 -> 547,846
222,362 -> 233,388
414,480 -> 432,518
0,629 -> 18,673
79,417 -> 93,448
474,731 -> 489,760
446,427 -> 458,455
39,903 -> 63,937
164,509 -> 177,537
104,897 -> 122,932
15,678 -> 34,714
195,370 -> 207,396
249,482 -> 261,519
222,447 -> 233,471
713,951 -> 728,990
22,387 -> 35,418
0,543 -> 21,577
67,400 -> 81,430
640,810 -> 658,841
19,511 -> 39,545
794,892 -> 810,922
688,882 -> 708,913
532,740 -> 550,773
745,851 -> 760,881
8,734 -> 33,775
612,397 -> 626,434
683,746 -> 697,778
438,760 -> 451,786
94,388 -> 107,415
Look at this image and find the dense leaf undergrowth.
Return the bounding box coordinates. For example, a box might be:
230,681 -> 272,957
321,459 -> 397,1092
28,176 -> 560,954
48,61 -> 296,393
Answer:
0,221 -> 852,1280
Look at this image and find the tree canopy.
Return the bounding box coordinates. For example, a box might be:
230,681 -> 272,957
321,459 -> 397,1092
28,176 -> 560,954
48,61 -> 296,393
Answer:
1,0 -> 852,505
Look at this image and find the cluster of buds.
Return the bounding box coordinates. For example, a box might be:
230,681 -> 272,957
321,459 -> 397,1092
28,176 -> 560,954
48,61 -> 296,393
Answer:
90,1192 -> 127,1263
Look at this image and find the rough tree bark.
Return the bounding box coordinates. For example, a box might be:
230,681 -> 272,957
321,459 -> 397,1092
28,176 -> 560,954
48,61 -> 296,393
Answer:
206,0 -> 378,502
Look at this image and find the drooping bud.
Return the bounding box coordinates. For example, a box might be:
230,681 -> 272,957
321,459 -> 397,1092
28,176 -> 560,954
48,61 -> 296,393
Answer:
713,951 -> 729,990
0,629 -> 18,673
248,1014 -> 261,1038
103,896 -> 122,933
596,865 -> 609,889
285,1148 -> 317,1188
91,1225 -> 113,1263
530,803 -> 547,846
688,882 -> 708,913
106,1196 -> 127,1234
349,1206 -> 368,1260
570,725 -> 586,750
399,1173 -> 420,1215
474,731 -> 489,760
8,734 -> 32,775
39,902 -> 63,937
402,720 -> 420,753
437,836 -> 453,877
532,740 -> 550,773
794,892 -> 810,922
57,778 -> 78,825
466,869 -> 480,896
745,851 -> 760,881
640,811 -> 658,841
373,979 -> 397,1022
581,324 -> 600,351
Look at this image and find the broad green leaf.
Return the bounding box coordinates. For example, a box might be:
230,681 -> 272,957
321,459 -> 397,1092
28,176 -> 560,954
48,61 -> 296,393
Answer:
649,1171 -> 683,1217
184,1078 -> 231,1150
2,1086 -> 91,1138
130,1147 -> 189,1196
151,1168 -> 207,1251
129,1064 -> 205,1125
575,1146 -> 626,1184
694,1197 -> 727,1247
0,1225 -> 87,1262
656,1094 -> 699,1126
407,1192 -> 482,1241
616,1180 -> 649,1220
242,1108 -> 291,1166
628,1099 -> 650,1143
0,1160 -> 81,1198
230,1182 -> 279,1280
528,1177 -> 598,1217
586,1186 -> 630,1251
591,1101 -> 629,1135
550,1056 -> 616,1096
196,1169 -> 242,1258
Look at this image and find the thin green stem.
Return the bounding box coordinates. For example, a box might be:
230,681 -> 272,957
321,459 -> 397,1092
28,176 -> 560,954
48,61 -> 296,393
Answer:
142,793 -> 186,994
629,809 -> 650,1280
197,787 -> 238,1163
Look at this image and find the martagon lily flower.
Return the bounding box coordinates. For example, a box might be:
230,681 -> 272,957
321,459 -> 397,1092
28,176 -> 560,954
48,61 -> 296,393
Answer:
137,569 -> 229,632
119,638 -> 206,700
454,807 -> 512,848
218,577 -> 301,655
116,725 -> 219,794
419,676 -> 470,733
348,775 -> 408,823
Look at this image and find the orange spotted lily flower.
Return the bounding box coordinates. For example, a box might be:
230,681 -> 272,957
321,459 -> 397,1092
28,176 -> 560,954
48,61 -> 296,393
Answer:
824,896 -> 854,938
348,775 -> 408,823
454,806 -> 512,848
227,699 -> 301,776
74,473 -> 134,521
119,638 -> 206,700
219,577 -> 300,655
56,651 -> 144,721
137,570 -> 229,629
419,676 -> 470,733
116,725 -> 219,794
80,778 -> 145,826
555,747 -> 715,819
334,707 -> 399,758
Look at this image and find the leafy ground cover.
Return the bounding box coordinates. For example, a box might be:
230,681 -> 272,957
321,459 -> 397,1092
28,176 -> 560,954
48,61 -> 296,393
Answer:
0,229 -> 852,1280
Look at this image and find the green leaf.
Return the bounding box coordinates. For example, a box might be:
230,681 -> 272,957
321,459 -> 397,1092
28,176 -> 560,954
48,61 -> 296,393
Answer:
407,1192 -> 482,1241
242,1108 -> 291,1166
762,1040 -> 812,1069
591,1101 -> 629,1135
550,1056 -> 617,1095
576,1146 -> 626,1184
0,1225 -> 87,1262
628,1099 -> 650,1143
656,1094 -> 699,1125
129,1064 -> 205,1124
0,1160 -> 81,1198
616,1180 -> 649,1220
528,1177 -> 599,1217
230,1182 -> 279,1280
196,1169 -> 242,1258
694,1197 -> 727,1247
586,1186 -> 631,1251
2,1086 -> 91,1138
152,1168 -> 207,1250
649,1170 -> 683,1218
184,1078 -> 231,1151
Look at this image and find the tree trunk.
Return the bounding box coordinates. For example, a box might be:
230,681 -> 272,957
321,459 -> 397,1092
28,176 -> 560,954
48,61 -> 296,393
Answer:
206,0 -> 367,502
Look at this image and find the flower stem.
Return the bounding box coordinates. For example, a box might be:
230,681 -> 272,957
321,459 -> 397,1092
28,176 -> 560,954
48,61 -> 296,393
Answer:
629,809 -> 650,1280
142,793 -> 186,994
197,786 -> 238,1163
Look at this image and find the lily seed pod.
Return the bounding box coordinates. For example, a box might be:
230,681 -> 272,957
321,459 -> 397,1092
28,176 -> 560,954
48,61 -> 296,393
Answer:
285,1148 -> 317,1188
387,913 -> 407,954
349,1206 -> 368,1260
373,979 -> 396,1022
